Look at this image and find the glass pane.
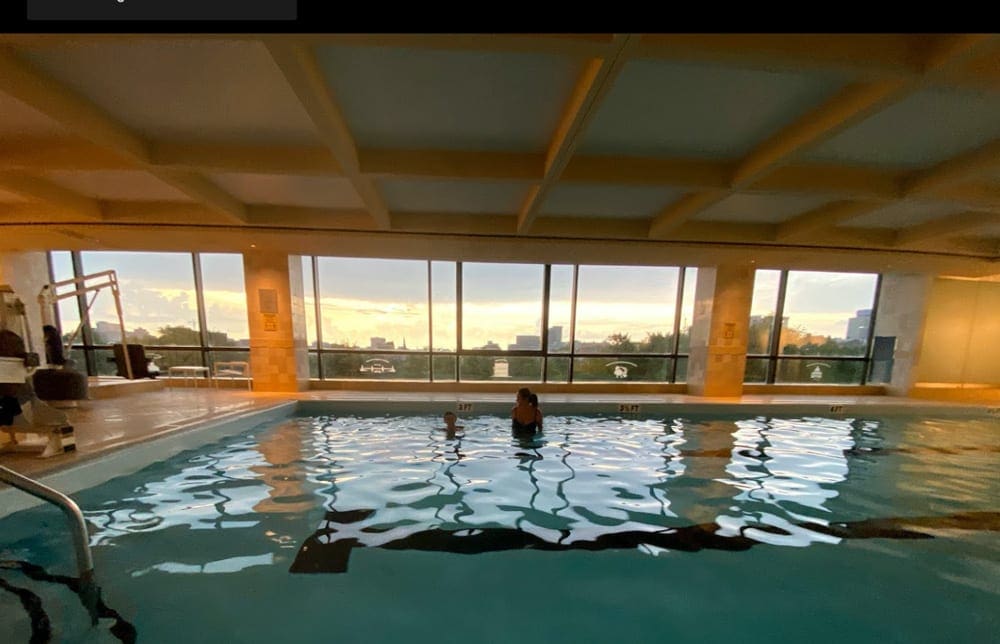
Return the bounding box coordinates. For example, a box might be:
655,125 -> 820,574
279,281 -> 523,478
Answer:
545,356 -> 570,383
744,358 -> 769,383
431,262 -> 456,352
199,253 -> 249,347
207,350 -> 251,370
574,265 -> 679,354
81,251 -> 199,346
748,270 -> 781,354
462,263 -> 543,351
779,272 -> 878,357
301,256 -> 318,349
321,352 -> 429,380
459,355 -> 542,382
151,348 -> 204,370
775,359 -> 866,384
48,251 -> 81,348
548,265 -> 573,353
317,257 -> 429,351
49,250 -> 74,282
674,356 -> 688,383
308,352 -> 319,379
63,344 -> 88,372
432,354 -> 456,382
677,267 -> 698,353
571,357 -> 670,382
92,348 -> 117,377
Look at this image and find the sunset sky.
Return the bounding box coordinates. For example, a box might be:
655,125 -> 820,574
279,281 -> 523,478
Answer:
50,252 -> 879,348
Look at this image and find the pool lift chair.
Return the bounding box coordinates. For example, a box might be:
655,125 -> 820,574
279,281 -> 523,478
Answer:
0,285 -> 79,458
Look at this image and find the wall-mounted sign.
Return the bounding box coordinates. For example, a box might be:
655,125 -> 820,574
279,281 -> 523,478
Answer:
263,314 -> 278,332
605,360 -> 638,379
259,288 -> 278,314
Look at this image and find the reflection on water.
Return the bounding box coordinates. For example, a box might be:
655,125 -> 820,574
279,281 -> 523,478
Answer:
4,412 -> 997,644
74,413 -> 999,570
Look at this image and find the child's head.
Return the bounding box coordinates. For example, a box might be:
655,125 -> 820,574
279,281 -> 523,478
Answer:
517,387 -> 532,402
443,411 -> 457,427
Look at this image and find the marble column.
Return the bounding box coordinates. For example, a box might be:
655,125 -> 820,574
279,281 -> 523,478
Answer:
242,252 -> 309,392
686,262 -> 755,397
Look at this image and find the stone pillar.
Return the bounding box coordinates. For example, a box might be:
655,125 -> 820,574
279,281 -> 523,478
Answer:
243,252 -> 309,392
870,273 -> 933,396
0,252 -> 50,362
686,262 -> 755,397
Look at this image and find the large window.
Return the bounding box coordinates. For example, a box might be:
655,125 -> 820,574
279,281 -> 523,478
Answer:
746,269 -> 881,385
50,251 -> 249,375
305,258 -> 697,383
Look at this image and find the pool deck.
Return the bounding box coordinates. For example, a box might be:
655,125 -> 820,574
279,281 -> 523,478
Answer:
1,387 -> 996,479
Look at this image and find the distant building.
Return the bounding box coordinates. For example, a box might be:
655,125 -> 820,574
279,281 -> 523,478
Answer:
547,326 -> 563,350
846,309 -> 872,341
481,340 -> 502,351
94,321 -> 122,343
369,336 -> 395,350
749,315 -> 789,329
507,334 -> 540,350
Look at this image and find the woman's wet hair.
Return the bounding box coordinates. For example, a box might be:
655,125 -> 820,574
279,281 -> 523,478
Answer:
517,387 -> 532,399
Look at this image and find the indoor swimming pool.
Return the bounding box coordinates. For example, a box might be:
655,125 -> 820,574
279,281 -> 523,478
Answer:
1,407 -> 998,643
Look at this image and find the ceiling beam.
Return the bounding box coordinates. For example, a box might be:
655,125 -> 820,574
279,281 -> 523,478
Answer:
0,198 -> 988,258
0,171 -> 102,219
0,47 -> 148,161
0,47 -> 248,223
648,191 -> 728,238
0,139 -> 135,172
517,35 -> 635,233
3,33 -> 996,89
925,181 -> 1000,212
648,79 -> 908,239
894,211 -> 1000,246
649,35 -> 999,240
152,142 -> 341,176
0,34 -> 617,57
774,200 -> 884,241
637,34 -> 1000,90
246,205 -> 375,230
635,34 -> 921,79
283,34 -> 616,58
901,139 -> 1000,196
266,42 -> 391,230
4,138 -> 995,208
753,164 -> 900,200
360,149 -> 543,181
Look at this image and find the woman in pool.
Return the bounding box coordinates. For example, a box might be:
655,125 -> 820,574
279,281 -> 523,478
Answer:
511,387 -> 543,437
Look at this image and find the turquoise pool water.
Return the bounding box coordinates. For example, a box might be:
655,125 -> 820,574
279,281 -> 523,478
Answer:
1,411 -> 998,643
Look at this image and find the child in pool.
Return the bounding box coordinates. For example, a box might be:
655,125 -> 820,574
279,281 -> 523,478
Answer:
442,411 -> 464,439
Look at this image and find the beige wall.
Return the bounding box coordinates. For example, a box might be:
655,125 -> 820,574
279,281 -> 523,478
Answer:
0,251 -> 50,361
870,273 -> 933,396
915,277 -> 1000,386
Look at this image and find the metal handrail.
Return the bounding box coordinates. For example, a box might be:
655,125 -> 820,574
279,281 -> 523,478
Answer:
0,465 -> 98,622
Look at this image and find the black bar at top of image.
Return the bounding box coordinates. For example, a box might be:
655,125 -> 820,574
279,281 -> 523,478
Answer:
27,0 -> 297,21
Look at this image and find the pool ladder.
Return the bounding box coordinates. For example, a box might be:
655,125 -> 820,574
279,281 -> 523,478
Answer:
0,465 -> 99,623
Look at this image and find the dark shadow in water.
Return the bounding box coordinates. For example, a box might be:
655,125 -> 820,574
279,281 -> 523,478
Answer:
0,559 -> 137,643
289,510 -> 1000,574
